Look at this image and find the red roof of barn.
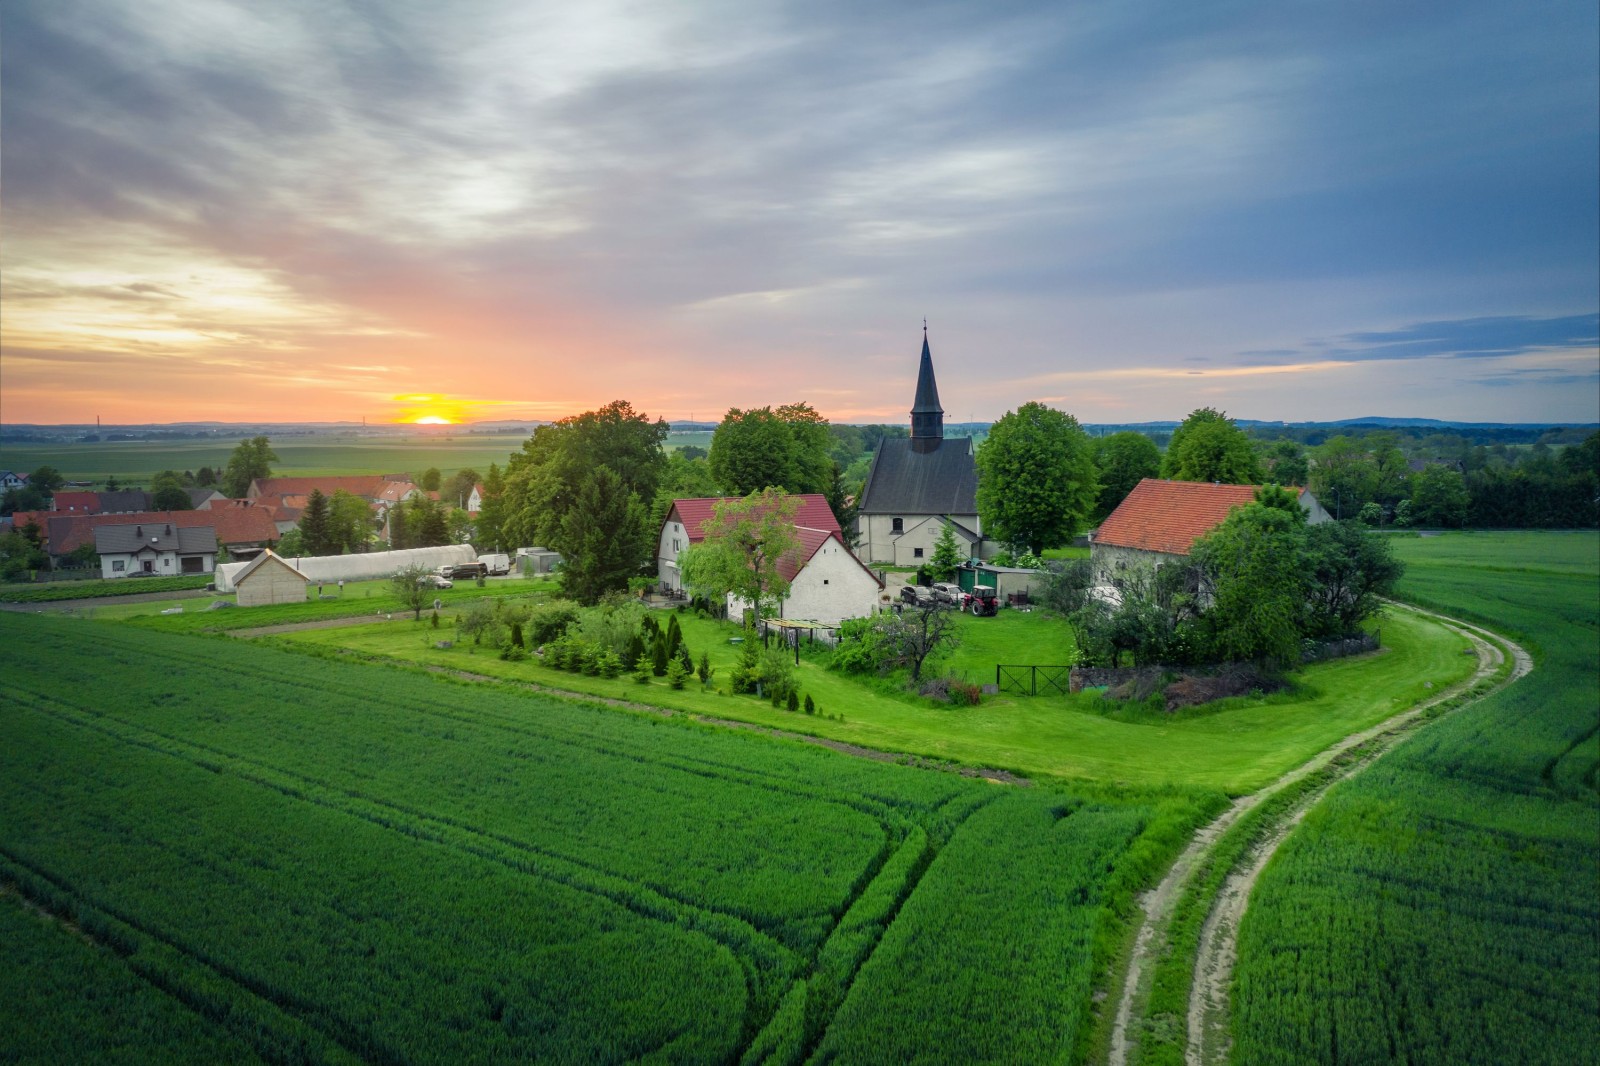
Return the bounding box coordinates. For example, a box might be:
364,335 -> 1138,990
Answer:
668,494 -> 841,542
1093,479 -> 1262,556
49,491 -> 101,513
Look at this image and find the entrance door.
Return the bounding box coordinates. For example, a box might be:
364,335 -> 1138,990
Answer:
142,560 -> 154,573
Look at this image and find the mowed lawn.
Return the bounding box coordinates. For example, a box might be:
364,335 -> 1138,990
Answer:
277,602 -> 1476,793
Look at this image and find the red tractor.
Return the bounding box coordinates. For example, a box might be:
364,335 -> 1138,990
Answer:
962,586 -> 999,617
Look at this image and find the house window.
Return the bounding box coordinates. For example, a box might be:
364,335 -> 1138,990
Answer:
892,518 -> 903,533
112,560 -> 126,572
913,547 -> 924,558
823,579 -> 829,585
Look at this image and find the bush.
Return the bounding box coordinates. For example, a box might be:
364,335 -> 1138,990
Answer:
697,651 -> 713,688
918,676 -> 983,706
526,599 -> 580,645
804,694 -> 816,715
786,690 -> 800,713
509,621 -> 524,648
632,663 -> 652,685
499,644 -> 528,662
666,658 -> 689,689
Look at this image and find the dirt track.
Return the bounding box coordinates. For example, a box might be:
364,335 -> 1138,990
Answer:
1107,607 -> 1531,1066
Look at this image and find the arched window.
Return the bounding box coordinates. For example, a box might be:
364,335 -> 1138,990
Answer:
892,517 -> 904,533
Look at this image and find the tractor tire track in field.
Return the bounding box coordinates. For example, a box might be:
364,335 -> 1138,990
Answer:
1108,606 -> 1531,1066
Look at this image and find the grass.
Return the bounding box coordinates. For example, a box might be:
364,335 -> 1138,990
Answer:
276,602 -> 1476,793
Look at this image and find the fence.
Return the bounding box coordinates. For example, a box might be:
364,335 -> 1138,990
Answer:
995,664 -> 1073,696
754,618 -> 842,649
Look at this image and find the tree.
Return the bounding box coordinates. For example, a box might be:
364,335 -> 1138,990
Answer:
195,466 -> 219,487
1189,488 -> 1309,669
298,489 -> 336,555
1092,432 -> 1161,522
823,461 -> 860,547
474,463 -> 507,551
222,436 -> 278,498
1263,439 -> 1308,486
1302,521 -> 1403,638
446,468 -> 481,510
411,496 -> 451,547
554,467 -> 650,605
1309,436 -> 1377,520
707,403 -> 833,496
927,521 -> 963,581
419,467 -> 443,492
881,605 -> 960,684
328,490 -> 376,553
975,402 -> 1097,555
1408,465 -> 1469,527
1161,409 -> 1263,484
678,489 -> 802,620
151,470 -> 192,511
390,565 -> 434,621
29,466 -> 66,494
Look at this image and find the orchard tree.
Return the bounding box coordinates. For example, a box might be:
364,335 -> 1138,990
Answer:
390,565 -> 434,621
975,402 -> 1097,555
222,436 -> 278,497
1161,409 -> 1262,484
881,605 -> 961,684
1092,431 -> 1161,521
678,489 -> 801,619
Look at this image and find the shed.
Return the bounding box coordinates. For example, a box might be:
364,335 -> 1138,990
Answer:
957,562 -> 1042,601
518,547 -> 563,575
231,550 -> 310,607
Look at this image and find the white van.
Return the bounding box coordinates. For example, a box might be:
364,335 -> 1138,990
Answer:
477,553 -> 511,576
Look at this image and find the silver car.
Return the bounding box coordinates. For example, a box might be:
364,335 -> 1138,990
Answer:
929,582 -> 961,605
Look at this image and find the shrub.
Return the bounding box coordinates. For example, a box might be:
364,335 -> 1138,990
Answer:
804,694 -> 816,715
509,621 -> 524,648
697,651 -> 713,687
597,649 -> 623,678
632,663 -> 652,685
499,644 -> 528,662
918,676 -> 982,706
526,599 -> 581,644
666,658 -> 689,690
786,690 -> 800,712
430,611 -> 440,629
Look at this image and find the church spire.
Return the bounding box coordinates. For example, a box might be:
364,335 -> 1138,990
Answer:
910,325 -> 945,446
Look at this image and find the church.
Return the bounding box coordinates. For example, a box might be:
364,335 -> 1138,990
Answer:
855,332 -> 995,566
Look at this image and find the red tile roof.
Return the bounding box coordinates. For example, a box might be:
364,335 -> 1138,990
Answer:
249,476 -> 391,500
48,491 -> 101,513
669,494 -> 841,542
45,507 -> 279,554
1093,479 -> 1261,556
775,527 -> 883,587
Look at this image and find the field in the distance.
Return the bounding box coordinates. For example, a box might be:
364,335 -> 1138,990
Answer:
0,614 -> 1194,1065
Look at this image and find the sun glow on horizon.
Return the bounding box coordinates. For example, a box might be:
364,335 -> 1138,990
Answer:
414,415 -> 452,425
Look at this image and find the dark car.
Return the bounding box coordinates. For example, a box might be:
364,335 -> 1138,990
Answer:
900,584 -> 935,606
445,562 -> 488,580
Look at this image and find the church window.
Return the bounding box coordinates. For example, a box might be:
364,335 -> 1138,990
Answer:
913,547 -> 924,558
892,518 -> 903,533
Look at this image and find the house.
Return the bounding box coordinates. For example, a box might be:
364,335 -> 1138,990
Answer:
855,331 -> 995,565
186,487 -> 228,509
0,471 -> 27,491
874,514 -> 983,568
466,483 -> 485,515
48,491 -> 100,514
229,549 -> 310,606
727,528 -> 885,627
93,522 -> 218,578
657,494 -> 841,594
1090,479 -> 1331,586
96,489 -> 153,513
248,475 -> 418,543
43,507 -> 279,566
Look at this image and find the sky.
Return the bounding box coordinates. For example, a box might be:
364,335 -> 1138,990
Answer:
2,0 -> 1597,427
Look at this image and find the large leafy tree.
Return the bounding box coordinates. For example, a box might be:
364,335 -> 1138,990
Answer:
150,470 -> 192,511
473,463 -> 508,551
1263,439 -> 1309,486
1302,520 -> 1403,637
222,436 -> 278,498
1161,408 -> 1262,484
328,490 -> 376,553
707,402 -> 833,496
1190,486 -> 1309,669
975,402 -> 1098,555
502,400 -> 667,553
678,489 -> 801,619
1309,435 -> 1377,520
445,468 -> 481,510
29,466 -> 66,494
1092,431 -> 1162,521
555,467 -> 650,604
1408,465 -> 1469,527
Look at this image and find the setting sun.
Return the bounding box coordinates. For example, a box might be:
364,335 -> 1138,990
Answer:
414,415 -> 452,425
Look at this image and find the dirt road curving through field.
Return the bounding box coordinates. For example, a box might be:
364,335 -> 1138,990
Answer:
1107,607 -> 1531,1066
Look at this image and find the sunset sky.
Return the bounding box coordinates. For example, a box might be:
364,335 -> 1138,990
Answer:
3,0 -> 1596,427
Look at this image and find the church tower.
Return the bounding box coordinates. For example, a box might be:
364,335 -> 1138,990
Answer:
910,328 -> 945,450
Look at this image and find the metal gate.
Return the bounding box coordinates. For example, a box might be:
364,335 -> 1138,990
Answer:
996,665 -> 1073,696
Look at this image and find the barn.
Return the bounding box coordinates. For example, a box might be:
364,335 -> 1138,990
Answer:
230,550 -> 310,607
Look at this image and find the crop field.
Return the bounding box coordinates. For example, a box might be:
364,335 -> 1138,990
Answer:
0,434 -> 532,484
1232,532 -> 1600,1064
0,613 -> 1186,1064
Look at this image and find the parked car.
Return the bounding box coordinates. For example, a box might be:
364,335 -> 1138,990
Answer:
477,553 -> 511,576
899,584 -> 935,606
446,562 -> 488,580
929,582 -> 962,604
418,574 -> 453,589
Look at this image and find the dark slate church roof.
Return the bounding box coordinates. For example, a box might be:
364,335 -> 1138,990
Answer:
857,437 -> 978,515
911,335 -> 943,417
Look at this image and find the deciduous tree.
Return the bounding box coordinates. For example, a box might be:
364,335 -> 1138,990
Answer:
151,470 -> 192,511
975,402 -> 1097,555
678,489 -> 801,619
222,436 -> 278,498
1092,432 -> 1161,521
1161,409 -> 1263,484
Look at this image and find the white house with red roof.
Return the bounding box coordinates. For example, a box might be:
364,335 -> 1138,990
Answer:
657,494 -> 882,625
657,494 -> 841,594
1090,478 -> 1330,586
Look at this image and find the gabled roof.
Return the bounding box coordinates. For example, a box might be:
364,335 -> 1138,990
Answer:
97,489 -> 153,513
229,548 -> 309,586
49,491 -> 100,513
857,438 -> 977,515
1093,479 -> 1266,555
46,507 -> 278,554
667,494 -> 841,542
93,523 -> 217,555
776,527 -> 883,588
249,476 -> 390,500
912,333 -> 943,416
